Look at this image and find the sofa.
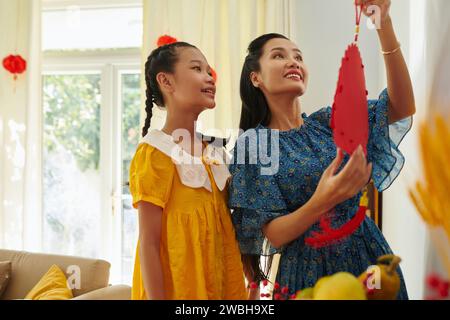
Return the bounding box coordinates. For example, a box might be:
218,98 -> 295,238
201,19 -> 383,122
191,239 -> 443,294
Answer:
0,249 -> 131,300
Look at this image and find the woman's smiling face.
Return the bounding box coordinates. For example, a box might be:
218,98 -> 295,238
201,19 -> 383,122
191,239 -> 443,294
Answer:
251,38 -> 309,97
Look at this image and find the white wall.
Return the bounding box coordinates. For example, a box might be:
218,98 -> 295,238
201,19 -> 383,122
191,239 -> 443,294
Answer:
291,0 -> 429,299
292,0 -> 381,115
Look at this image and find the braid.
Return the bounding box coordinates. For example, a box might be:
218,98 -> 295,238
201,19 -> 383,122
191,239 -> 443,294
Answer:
142,56 -> 154,137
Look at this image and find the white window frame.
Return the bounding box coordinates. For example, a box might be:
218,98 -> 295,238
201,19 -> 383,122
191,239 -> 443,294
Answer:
42,48 -> 141,284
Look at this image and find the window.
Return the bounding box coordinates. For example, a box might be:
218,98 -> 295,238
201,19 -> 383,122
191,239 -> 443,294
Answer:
42,2 -> 142,51
43,73 -> 103,259
42,1 -> 142,285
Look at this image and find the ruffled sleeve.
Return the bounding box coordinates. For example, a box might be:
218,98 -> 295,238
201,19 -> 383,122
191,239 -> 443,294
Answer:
129,143 -> 175,209
228,135 -> 289,256
307,106 -> 332,128
306,89 -> 412,192
367,88 -> 412,192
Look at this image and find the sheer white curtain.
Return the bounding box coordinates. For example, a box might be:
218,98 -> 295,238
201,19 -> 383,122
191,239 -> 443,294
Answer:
408,0 -> 450,295
142,0 -> 295,134
423,0 -> 450,293
380,0 -> 450,299
0,0 -> 42,251
427,0 -> 450,117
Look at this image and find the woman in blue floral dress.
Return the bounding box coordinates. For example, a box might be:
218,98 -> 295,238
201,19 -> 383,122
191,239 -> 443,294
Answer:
229,1 -> 415,300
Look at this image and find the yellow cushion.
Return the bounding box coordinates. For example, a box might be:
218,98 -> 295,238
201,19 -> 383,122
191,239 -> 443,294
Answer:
25,264 -> 73,300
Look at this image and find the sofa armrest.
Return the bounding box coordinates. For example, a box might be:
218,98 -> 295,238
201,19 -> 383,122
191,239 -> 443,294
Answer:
72,284 -> 131,300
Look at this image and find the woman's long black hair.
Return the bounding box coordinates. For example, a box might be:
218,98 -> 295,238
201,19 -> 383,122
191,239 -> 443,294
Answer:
238,33 -> 289,286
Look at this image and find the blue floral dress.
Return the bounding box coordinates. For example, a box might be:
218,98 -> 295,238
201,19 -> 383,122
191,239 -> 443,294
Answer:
228,89 -> 412,299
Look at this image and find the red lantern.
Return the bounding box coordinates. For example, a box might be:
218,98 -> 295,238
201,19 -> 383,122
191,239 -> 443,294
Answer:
2,54 -> 27,80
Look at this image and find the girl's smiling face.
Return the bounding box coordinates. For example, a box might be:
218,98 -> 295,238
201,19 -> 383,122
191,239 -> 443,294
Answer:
251,38 -> 309,97
164,47 -> 216,113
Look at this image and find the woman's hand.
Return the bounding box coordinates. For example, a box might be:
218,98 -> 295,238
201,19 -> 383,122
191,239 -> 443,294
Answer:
356,0 -> 392,25
262,146 -> 372,249
358,0 -> 416,123
311,146 -> 373,214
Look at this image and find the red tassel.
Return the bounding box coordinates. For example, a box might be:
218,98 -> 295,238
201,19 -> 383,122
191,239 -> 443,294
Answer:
305,206 -> 367,248
319,213 -> 333,232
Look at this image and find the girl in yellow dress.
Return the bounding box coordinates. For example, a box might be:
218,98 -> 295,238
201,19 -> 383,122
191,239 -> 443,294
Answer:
129,41 -> 247,300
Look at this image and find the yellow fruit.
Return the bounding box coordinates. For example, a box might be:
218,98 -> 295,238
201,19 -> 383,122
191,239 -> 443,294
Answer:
359,254 -> 402,300
313,272 -> 367,300
295,288 -> 314,300
312,276 -> 330,297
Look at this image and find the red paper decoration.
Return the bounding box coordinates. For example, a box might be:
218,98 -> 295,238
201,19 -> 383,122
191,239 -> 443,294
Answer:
425,273 -> 449,300
305,205 -> 368,248
331,43 -> 369,157
305,1 -> 369,248
2,54 -> 27,80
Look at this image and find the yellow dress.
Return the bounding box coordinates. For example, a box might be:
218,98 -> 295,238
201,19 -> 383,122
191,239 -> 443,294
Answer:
129,130 -> 247,300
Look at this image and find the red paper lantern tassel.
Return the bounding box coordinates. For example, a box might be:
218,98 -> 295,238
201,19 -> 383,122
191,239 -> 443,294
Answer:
305,205 -> 367,248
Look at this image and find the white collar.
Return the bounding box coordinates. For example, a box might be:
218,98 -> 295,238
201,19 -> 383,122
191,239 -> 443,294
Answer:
140,129 -> 231,192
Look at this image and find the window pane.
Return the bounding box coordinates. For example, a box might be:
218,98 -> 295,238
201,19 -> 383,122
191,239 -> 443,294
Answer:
121,73 -> 141,284
42,6 -> 143,51
43,74 -> 102,259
